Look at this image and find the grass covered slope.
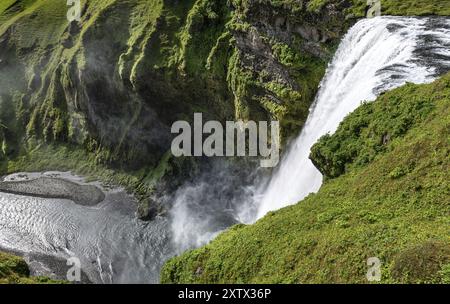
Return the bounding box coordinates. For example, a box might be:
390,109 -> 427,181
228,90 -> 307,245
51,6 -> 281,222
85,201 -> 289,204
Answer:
161,73 -> 450,284
0,251 -> 61,284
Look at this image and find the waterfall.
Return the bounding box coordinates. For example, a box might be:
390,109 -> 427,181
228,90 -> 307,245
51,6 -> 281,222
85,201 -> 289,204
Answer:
2,17 -> 450,283
255,16 -> 450,219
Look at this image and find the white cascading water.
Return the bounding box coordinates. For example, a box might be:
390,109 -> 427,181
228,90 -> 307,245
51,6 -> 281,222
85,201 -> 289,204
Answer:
255,16 -> 450,219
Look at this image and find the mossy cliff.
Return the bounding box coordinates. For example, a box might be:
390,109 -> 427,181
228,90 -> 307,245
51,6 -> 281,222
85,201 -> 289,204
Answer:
0,0 -> 449,283
161,73 -> 450,284
0,0 -> 361,163
0,251 -> 62,284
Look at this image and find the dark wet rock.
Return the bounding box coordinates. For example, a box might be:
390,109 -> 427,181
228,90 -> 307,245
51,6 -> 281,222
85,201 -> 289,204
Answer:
0,177 -> 105,206
136,197 -> 160,221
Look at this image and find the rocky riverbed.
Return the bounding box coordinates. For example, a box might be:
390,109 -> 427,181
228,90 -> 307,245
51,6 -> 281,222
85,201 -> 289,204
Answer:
0,172 -> 171,283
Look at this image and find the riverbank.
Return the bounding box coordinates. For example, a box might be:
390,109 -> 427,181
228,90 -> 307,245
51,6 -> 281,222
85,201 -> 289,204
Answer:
0,173 -> 105,206
0,171 -> 170,283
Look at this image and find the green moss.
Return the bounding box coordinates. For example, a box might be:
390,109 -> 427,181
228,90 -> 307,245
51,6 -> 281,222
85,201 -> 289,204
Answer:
0,251 -> 63,284
0,0 -> 449,285
312,0 -> 450,17
439,264 -> 450,284
161,73 -> 450,284
307,0 -> 330,13
310,76 -> 448,179
391,241 -> 450,283
2,0 -> 446,167
178,0 -> 231,75
231,0 -> 450,17
377,0 -> 450,16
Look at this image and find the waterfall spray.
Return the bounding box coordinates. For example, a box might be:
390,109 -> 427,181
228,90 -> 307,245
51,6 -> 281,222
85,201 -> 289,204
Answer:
255,16 -> 450,219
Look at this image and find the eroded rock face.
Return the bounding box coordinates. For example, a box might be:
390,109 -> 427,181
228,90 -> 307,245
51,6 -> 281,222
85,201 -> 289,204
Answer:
229,0 -> 355,138
0,0 -> 357,167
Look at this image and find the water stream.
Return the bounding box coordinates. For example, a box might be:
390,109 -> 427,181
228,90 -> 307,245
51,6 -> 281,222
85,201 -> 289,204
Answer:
255,16 -> 450,218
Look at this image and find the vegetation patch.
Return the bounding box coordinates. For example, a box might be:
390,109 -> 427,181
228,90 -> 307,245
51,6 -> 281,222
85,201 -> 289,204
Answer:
161,73 -> 450,284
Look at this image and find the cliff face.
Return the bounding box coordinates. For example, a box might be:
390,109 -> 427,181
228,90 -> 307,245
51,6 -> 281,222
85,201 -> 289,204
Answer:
0,0 -> 361,169
1,0 -> 449,284
1,0 -> 448,171
0,251 -> 62,283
